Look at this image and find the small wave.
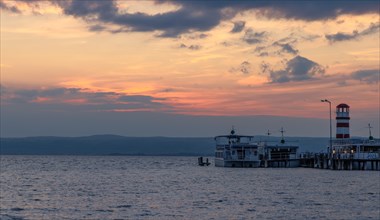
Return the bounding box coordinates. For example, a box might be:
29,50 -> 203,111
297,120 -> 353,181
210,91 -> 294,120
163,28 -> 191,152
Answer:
115,205 -> 132,208
95,209 -> 114,213
0,214 -> 25,220
137,210 -> 157,217
10,208 -> 24,212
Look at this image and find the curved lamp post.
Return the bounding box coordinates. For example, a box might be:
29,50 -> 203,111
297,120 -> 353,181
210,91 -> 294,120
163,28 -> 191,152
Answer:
321,99 -> 332,151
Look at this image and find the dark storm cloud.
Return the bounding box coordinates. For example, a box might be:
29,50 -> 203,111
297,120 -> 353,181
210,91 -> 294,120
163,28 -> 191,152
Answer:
326,31 -> 357,42
360,23 -> 380,35
178,43 -> 201,50
2,87 -> 169,111
2,0 -> 375,38
118,95 -> 164,103
240,61 -> 251,74
269,56 -> 325,83
8,88 -> 81,103
260,62 -> 271,74
271,36 -> 299,55
253,36 -> 298,57
242,28 -> 267,44
89,24 -> 107,32
350,69 -> 380,84
254,46 -> 270,57
273,42 -> 299,55
49,0 -> 222,38
185,33 -> 209,40
157,1 -> 379,21
0,1 -> 21,13
2,88 -> 80,103
230,61 -> 252,75
188,45 -> 201,50
258,52 -> 269,57
230,21 -> 246,33
325,22 -> 380,43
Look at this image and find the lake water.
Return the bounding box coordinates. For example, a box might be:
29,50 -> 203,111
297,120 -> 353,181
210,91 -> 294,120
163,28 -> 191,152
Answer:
0,156 -> 379,219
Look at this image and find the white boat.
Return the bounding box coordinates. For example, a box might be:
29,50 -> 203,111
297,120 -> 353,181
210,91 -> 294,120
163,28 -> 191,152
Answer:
258,139 -> 300,168
214,129 -> 260,167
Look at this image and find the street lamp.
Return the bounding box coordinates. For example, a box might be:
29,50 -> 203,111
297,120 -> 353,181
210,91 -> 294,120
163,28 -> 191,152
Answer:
321,99 -> 332,152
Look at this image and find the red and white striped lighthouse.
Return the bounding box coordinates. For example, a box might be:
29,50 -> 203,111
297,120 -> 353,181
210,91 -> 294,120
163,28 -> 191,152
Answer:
336,103 -> 350,139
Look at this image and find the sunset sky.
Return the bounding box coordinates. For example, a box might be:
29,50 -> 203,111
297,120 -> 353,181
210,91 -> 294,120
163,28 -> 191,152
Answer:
1,0 -> 379,137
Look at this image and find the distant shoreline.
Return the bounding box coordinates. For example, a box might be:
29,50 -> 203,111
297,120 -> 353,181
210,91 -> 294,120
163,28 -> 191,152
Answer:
1,135 -> 331,156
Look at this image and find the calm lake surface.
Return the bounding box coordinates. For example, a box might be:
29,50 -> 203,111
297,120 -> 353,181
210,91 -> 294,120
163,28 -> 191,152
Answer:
1,155 -> 379,220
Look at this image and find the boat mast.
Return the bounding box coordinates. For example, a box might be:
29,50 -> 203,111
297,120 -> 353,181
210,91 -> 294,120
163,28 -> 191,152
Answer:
368,123 -> 373,140
280,127 -> 285,144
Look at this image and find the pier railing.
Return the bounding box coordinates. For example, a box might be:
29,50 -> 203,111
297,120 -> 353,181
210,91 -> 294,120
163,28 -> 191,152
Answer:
332,152 -> 379,160
332,138 -> 380,146
300,152 -> 380,160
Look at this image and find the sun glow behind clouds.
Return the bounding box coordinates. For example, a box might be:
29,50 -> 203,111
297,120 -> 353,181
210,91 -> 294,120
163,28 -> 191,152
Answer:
1,1 -> 379,124
3,1 -> 62,15
117,1 -> 181,15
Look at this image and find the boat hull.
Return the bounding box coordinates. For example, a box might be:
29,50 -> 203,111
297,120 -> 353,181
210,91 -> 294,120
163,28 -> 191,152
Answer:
215,158 -> 260,168
262,159 -> 300,168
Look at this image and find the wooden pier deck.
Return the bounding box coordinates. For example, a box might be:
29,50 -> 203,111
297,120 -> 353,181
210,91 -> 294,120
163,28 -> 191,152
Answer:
299,153 -> 380,171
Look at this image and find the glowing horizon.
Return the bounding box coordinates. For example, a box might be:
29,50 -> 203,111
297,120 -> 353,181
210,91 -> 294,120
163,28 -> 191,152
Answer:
1,1 -> 379,137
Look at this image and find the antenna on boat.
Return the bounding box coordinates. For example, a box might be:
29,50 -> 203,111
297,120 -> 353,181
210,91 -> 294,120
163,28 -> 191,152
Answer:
267,130 -> 271,136
280,127 -> 285,144
368,123 -> 373,140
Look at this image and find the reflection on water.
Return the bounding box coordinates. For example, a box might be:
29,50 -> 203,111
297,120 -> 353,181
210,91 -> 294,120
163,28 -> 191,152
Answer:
1,156 -> 379,219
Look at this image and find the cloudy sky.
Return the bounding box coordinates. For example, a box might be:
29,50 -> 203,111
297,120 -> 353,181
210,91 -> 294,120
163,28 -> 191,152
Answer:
1,0 -> 379,137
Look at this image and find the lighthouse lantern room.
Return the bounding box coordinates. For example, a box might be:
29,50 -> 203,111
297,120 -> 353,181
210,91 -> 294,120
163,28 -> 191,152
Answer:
336,103 -> 350,139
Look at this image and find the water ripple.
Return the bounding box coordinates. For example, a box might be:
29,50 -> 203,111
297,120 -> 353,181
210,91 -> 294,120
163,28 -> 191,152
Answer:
1,156 -> 379,220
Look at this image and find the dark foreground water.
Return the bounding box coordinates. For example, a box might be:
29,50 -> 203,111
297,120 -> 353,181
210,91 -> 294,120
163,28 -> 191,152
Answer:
0,156 -> 379,220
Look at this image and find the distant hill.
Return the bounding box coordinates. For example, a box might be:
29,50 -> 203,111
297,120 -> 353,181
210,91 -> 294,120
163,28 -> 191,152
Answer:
0,135 -> 329,156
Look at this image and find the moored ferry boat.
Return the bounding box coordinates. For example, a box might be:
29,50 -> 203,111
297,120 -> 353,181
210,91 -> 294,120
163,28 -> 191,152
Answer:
258,139 -> 300,168
214,129 -> 259,167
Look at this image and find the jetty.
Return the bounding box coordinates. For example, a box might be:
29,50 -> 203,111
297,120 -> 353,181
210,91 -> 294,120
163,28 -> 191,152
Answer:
300,139 -> 380,170
298,103 -> 380,170
210,103 -> 380,170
